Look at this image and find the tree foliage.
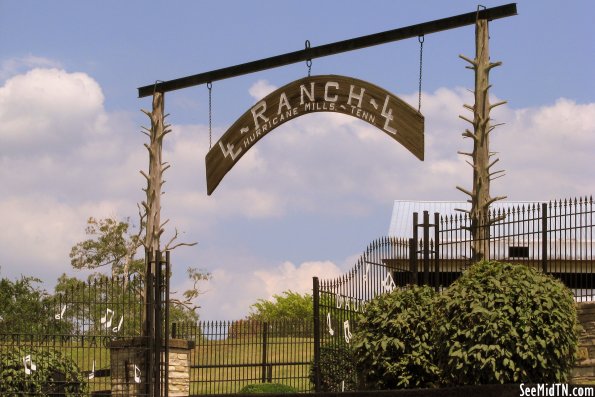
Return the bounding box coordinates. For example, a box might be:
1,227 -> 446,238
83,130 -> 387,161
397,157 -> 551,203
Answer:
248,290 -> 312,322
310,343 -> 357,392
0,347 -> 87,396
352,285 -> 439,389
70,216 -> 143,279
434,261 -> 579,385
0,275 -> 70,336
68,216 -> 210,322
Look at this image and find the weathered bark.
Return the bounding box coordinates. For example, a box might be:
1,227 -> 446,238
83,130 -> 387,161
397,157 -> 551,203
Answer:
456,18 -> 507,262
140,92 -> 169,335
141,92 -> 167,256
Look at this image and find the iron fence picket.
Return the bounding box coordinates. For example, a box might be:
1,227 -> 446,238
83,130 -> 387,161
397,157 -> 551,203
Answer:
313,195 -> 594,392
0,273 -> 147,396
175,319 -> 314,394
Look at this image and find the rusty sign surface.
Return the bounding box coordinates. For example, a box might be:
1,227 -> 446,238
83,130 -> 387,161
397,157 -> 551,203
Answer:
206,75 -> 424,195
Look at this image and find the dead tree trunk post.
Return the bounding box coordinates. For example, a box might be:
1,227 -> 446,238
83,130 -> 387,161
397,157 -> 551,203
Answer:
140,91 -> 171,336
456,17 -> 507,262
142,92 -> 170,256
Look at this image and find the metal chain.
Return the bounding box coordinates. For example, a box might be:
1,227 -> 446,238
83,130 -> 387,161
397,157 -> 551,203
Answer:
207,82 -> 212,149
305,40 -> 312,77
418,35 -> 424,113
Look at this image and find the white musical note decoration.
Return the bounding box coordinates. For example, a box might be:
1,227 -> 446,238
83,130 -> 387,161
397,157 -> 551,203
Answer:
112,315 -> 124,333
326,313 -> 334,336
382,272 -> 396,293
343,320 -> 352,344
362,263 -> 370,283
23,355 -> 36,375
88,360 -> 95,380
55,304 -> 67,320
134,364 -> 142,383
100,308 -> 114,328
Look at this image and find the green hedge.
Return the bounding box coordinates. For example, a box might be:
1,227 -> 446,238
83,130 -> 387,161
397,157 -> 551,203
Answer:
0,347 -> 87,396
433,261 -> 579,385
310,343 -> 357,391
352,285 -> 439,389
348,261 -> 579,388
239,383 -> 297,393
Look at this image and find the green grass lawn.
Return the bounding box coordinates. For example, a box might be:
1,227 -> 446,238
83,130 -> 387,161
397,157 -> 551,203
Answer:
2,334 -> 314,395
189,335 -> 315,394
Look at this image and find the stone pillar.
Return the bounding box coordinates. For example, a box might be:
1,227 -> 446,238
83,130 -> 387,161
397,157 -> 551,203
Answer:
167,339 -> 194,397
571,302 -> 595,383
110,337 -> 194,396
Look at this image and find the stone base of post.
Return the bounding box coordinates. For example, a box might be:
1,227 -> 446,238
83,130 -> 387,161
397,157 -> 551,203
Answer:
110,337 -> 194,397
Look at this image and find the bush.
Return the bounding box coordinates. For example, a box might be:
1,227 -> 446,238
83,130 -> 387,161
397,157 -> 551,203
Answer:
310,343 -> 357,391
351,285 -> 439,389
239,383 -> 297,393
0,347 -> 87,396
434,261 -> 579,385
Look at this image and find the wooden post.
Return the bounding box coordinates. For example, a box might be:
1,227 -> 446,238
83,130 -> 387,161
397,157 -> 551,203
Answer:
140,92 -> 171,342
142,92 -> 170,256
456,17 -> 507,262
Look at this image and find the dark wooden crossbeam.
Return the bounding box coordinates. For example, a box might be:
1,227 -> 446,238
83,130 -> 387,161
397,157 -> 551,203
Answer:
138,3 -> 517,98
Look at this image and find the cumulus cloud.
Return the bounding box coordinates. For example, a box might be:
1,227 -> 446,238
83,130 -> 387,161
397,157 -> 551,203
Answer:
0,68 -> 144,281
194,260 -> 343,320
2,68 -> 594,322
248,79 -> 277,101
0,55 -> 62,81
179,83 -> 595,320
0,68 -> 106,152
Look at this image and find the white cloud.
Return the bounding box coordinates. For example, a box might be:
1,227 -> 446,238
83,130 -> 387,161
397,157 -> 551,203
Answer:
0,55 -> 62,81
2,67 -> 594,323
195,260 -> 343,320
0,68 -> 105,153
0,196 -> 122,280
254,260 -> 343,298
248,79 -> 277,101
0,67 -> 144,282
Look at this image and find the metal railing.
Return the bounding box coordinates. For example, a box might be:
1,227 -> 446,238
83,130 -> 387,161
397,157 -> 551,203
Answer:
173,320 -> 314,394
313,196 -> 595,391
0,274 -> 146,395
0,250 -> 171,396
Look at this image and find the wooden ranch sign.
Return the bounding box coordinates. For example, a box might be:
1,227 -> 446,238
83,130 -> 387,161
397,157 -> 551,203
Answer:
205,75 -> 424,195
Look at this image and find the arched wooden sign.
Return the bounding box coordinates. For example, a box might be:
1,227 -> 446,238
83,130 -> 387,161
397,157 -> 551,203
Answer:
206,75 -> 424,195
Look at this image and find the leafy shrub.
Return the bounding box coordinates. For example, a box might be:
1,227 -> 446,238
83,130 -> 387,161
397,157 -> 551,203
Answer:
434,261 -> 579,385
310,343 -> 357,391
239,383 -> 297,393
351,285 -> 439,389
0,347 -> 87,396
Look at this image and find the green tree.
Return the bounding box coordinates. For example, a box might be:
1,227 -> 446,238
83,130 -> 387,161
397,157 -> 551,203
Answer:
68,216 -> 210,323
70,216 -> 144,280
351,285 -> 439,389
248,290 -> 313,322
0,347 -> 87,396
434,261 -> 578,385
0,274 -> 70,336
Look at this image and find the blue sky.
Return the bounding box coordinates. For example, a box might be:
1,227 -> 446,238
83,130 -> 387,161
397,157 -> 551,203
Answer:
1,1 -> 594,320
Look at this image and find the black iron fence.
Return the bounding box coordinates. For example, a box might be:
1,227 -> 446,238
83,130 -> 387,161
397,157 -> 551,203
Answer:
313,196 -> 595,391
173,319 -> 315,395
0,250 -> 171,396
312,237 -> 407,392
435,198 -> 595,298
0,275 -> 146,395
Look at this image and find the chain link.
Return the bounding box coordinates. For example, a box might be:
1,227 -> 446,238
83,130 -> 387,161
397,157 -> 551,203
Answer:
305,40 -> 312,77
418,35 -> 424,113
207,82 -> 212,149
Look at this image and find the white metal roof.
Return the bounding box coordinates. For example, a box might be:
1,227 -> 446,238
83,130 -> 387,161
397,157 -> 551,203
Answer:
388,200 -> 543,238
